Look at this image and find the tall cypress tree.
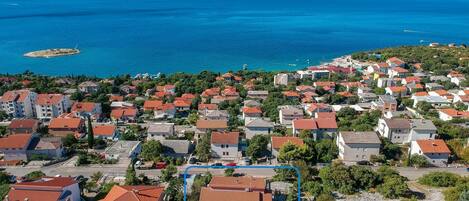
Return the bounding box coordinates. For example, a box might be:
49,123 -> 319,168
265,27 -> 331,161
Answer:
87,116 -> 94,148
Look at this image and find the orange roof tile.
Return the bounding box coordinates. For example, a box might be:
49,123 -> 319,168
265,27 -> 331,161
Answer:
0,134 -> 32,149
93,125 -> 116,136
198,104 -> 218,110
49,118 -> 84,129
242,107 -> 262,114
111,108 -> 137,119
36,94 -> 64,105
416,139 -> 451,154
282,91 -> 300,97
100,185 -> 165,201
293,119 -> 318,130
200,187 -> 272,201
211,132 -> 239,144
196,120 -> 228,129
315,117 -> 338,129
209,176 -> 266,191
143,100 -> 163,110
271,136 -> 304,149
71,102 -> 98,113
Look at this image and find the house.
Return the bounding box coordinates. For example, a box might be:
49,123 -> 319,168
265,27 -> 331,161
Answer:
377,78 -> 396,88
100,185 -> 165,201
7,177 -> 81,201
93,125 -> 119,140
386,57 -> 406,68
296,85 -> 315,94
173,99 -> 191,112
274,73 -> 290,86
451,76 -> 466,86
388,67 -> 409,78
425,83 -> 444,91
402,76 -> 421,85
147,123 -> 175,140
48,117 -> 86,138
143,100 -> 163,111
35,94 -> 70,120
203,110 -> 230,121
282,91 -> 300,100
314,82 -> 336,93
0,90 -> 37,118
411,95 -> 451,108
410,139 -> 450,167
0,134 -> 34,161
200,176 -> 272,201
198,103 -> 218,114
71,102 -> 102,120
377,118 -> 411,144
292,119 -> 318,139
429,90 -> 454,101
156,84 -> 176,95
154,103 -> 176,119
8,119 -> 38,134
271,136 -> 304,158
385,86 -> 407,97
78,81 -> 99,93
104,140 -> 142,160
247,90 -> 269,100
306,103 -> 333,116
160,139 -> 192,158
278,105 -> 304,126
315,117 -> 338,137
110,108 -> 137,123
211,132 -> 239,161
371,95 -> 397,112
242,107 -> 262,122
110,101 -> 134,109
337,131 -> 381,162
29,137 -> 64,159
377,118 -> 436,144
438,108 -> 469,121
358,92 -> 378,103
196,119 -> 228,134
244,118 -> 274,139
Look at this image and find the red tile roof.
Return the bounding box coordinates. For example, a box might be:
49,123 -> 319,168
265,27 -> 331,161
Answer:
388,86 -> 407,93
293,119 -> 318,130
196,120 -> 228,129
271,136 -> 304,149
0,90 -> 30,103
200,187 -> 272,201
209,176 -> 266,191
93,125 -> 116,136
100,185 -> 165,201
315,117 -> 338,129
211,132 -> 239,145
0,134 -> 32,149
392,67 -> 409,73
439,108 -> 469,118
198,104 -> 218,110
282,91 -> 300,97
416,139 -> 451,154
8,119 -> 38,129
173,99 -> 191,107
49,118 -> 84,129
143,100 -> 163,110
71,102 -> 98,113
110,108 -> 137,119
242,107 -> 262,114
36,94 -> 64,105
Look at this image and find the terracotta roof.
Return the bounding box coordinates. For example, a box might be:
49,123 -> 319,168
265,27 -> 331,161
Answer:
200,187 -> 272,201
439,108 -> 469,118
201,88 -> 220,97
458,95 -> 469,102
416,139 -> 451,154
198,104 -> 218,110
0,90 -> 30,103
100,185 -> 165,201
282,91 -> 300,97
392,67 -> 409,73
316,112 -> 336,119
211,132 -> 239,145
293,119 -> 318,130
109,95 -> 124,102
337,91 -> 354,97
209,176 -> 266,191
36,94 -> 64,105
413,91 -> 428,96
71,102 -> 98,113
181,93 -> 196,100
404,76 -> 421,83
0,134 -> 32,149
315,117 -> 338,129
243,107 -> 262,114
340,82 -> 364,88
307,103 -> 330,112
387,57 -> 405,65
384,118 -> 411,129
13,177 -> 77,189
296,85 -> 315,92
387,86 -> 407,92
174,99 -> 191,107
196,120 -> 228,129
7,189 -> 63,201
93,125 -> 116,136
8,119 -> 38,129
377,62 -> 390,68
314,82 -> 336,87
49,118 -> 84,129
111,108 -> 137,119
271,136 -> 304,149
143,100 -> 163,110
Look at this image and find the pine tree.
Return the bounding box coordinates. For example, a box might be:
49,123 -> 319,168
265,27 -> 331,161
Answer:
125,164 -> 139,185
87,116 -> 94,149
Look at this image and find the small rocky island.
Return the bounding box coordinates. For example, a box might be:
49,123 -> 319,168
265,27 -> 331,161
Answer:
24,48 -> 80,58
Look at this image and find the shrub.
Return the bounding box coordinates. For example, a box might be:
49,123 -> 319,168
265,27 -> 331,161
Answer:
418,172 -> 460,187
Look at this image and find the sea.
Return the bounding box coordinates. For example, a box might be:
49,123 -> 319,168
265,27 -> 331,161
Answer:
1,0 -> 469,77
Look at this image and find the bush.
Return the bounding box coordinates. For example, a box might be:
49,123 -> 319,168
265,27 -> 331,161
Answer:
377,175 -> 408,199
418,172 -> 460,187
409,154 -> 428,168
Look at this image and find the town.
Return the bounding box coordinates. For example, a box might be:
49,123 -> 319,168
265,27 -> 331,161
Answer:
1,43 -> 469,201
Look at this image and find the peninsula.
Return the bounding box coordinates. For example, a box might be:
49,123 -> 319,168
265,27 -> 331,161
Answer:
23,48 -> 80,58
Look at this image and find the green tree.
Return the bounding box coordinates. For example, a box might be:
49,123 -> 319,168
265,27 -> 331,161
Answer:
418,172 -> 460,187
303,180 -> 323,197
246,135 -> 269,160
319,163 -> 356,194
409,154 -> 429,168
349,165 -> 378,190
91,171 -> 103,182
315,139 -> 338,163
161,165 -> 177,182
62,133 -> 78,147
377,176 -> 408,199
224,168 -> 235,176
0,172 -> 10,185
87,117 -> 94,148
125,164 -> 139,185
187,112 -> 199,125
140,140 -> 163,161
195,133 -> 211,162
24,171 -> 45,180
278,142 -> 302,164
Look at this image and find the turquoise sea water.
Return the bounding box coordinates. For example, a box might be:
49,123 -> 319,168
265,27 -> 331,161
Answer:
1,0 -> 469,77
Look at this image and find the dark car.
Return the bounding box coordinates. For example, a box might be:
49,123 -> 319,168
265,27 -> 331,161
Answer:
189,157 -> 197,164
211,163 -> 223,168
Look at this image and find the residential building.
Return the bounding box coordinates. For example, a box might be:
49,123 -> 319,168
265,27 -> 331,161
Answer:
35,94 -> 70,120
337,131 -> 381,162
292,119 -> 317,139
147,123 -> 175,140
388,67 -> 409,78
104,140 -> 142,161
100,185 -> 165,201
244,118 -> 274,139
78,81 -> 99,93
372,95 -> 397,112
411,95 -> 451,108
6,177 -> 81,201
160,139 -> 192,158
274,73 -> 290,86
93,125 -> 119,140
48,117 -> 86,138
71,102 -> 102,120
425,83 -> 444,91
8,119 -> 39,134
242,106 -> 262,122
110,108 -> 137,123
377,78 -> 396,88
410,139 -> 450,167
196,119 -> 228,134
385,86 -> 407,97
378,118 -> 436,144
202,110 -> 229,121
247,90 -> 269,100
211,132 -> 239,161
0,134 -> 34,161
278,105 -> 304,126
271,136 -> 304,158
0,90 -> 37,118
199,176 -> 272,201
438,108 -> 469,121
29,137 -> 64,159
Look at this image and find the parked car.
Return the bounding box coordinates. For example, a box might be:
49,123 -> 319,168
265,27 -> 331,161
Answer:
225,162 -> 237,166
240,157 -> 252,165
211,163 -> 223,168
189,157 -> 197,164
155,162 -> 167,169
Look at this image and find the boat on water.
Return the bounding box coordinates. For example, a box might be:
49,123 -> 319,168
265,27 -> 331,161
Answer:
24,48 -> 80,58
